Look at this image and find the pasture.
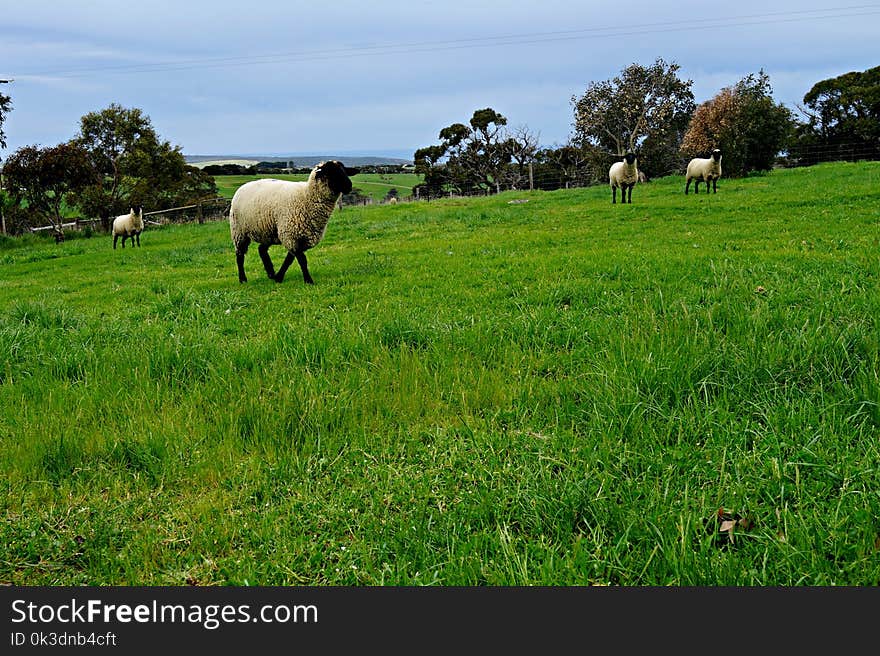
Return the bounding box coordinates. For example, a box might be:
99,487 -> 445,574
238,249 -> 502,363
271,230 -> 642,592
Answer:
0,161 -> 878,585
214,172 -> 422,203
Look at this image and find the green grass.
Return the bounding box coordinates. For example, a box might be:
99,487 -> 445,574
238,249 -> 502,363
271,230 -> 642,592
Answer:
1,161 -> 879,585
214,173 -> 423,203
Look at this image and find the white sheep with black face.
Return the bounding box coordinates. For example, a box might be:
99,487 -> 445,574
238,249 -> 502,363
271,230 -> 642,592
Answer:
609,152 -> 639,204
112,206 -> 144,249
685,148 -> 722,194
229,160 -> 356,284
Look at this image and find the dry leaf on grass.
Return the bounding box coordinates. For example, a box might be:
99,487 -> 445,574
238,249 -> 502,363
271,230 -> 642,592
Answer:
707,508 -> 754,546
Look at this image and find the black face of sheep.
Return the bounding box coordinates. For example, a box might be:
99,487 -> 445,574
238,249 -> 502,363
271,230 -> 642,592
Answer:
711,149 -> 722,162
315,161 -> 354,195
624,152 -> 637,165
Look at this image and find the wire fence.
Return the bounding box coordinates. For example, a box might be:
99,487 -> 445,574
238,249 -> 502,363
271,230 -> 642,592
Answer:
5,142 -> 877,233
396,140 -> 880,203
143,197 -> 230,225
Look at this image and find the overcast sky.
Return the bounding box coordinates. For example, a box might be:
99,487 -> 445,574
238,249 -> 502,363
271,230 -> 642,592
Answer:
1,1 -> 877,160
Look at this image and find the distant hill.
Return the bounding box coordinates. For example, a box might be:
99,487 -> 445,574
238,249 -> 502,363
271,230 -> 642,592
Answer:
186,153 -> 413,168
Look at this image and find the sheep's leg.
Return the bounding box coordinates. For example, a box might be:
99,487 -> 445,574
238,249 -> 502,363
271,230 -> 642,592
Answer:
121,235 -> 127,248
712,178 -> 717,193
235,240 -> 250,283
257,243 -> 276,279
276,239 -> 314,284
135,232 -> 140,247
626,184 -> 633,203
113,234 -> 118,249
684,179 -> 691,195
273,251 -> 296,283
612,186 -> 617,204
295,251 -> 314,285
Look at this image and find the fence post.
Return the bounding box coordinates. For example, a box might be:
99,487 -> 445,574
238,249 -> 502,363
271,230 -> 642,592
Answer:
528,163 -> 534,191
197,202 -> 204,224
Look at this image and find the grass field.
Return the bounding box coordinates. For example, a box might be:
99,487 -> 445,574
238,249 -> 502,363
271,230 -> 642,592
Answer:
1,161 -> 878,585
214,173 -> 422,203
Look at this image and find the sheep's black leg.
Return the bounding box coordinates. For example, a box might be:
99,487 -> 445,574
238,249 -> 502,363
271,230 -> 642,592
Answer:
113,234 -> 118,249
712,178 -> 717,193
121,235 -> 127,248
612,186 -> 617,204
257,243 -> 276,279
626,184 -> 633,203
236,241 -> 249,283
694,180 -> 700,194
273,251 -> 296,283
685,179 -> 690,195
295,251 -> 314,284
135,232 -> 140,247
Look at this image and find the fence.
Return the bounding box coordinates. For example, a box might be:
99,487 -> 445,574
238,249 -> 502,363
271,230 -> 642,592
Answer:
143,197 -> 230,225
20,197 -> 231,236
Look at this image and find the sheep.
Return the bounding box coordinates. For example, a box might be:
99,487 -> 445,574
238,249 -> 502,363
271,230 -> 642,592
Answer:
685,148 -> 722,194
609,152 -> 639,204
112,206 -> 144,249
229,160 -> 354,284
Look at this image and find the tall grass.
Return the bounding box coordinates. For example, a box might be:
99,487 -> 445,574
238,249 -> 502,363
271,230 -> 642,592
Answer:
1,161 -> 878,585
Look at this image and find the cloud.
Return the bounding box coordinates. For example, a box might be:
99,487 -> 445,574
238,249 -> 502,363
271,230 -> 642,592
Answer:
1,1 -> 876,155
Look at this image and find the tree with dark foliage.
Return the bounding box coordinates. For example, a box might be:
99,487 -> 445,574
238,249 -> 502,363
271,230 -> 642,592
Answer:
790,65 -> 880,165
0,88 -> 11,151
413,108 -> 536,196
3,142 -> 95,241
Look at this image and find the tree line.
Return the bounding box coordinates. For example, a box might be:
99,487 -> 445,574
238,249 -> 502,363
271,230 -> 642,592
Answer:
0,104 -> 216,239
413,59 -> 879,198
0,60 -> 877,236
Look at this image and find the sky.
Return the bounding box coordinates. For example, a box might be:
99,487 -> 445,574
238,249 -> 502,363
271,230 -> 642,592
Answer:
0,1 -> 877,160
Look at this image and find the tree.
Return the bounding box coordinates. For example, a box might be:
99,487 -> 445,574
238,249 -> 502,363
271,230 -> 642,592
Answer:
2,143 -> 95,240
505,125 -> 540,189
534,141 -> 592,190
126,138 -> 217,209
72,104 -> 154,228
0,89 -> 11,151
413,144 -> 451,199
572,57 -> 695,179
0,87 -> 11,233
681,71 -> 793,177
413,108 -> 537,195
71,103 -> 215,229
463,108 -> 513,192
791,65 -> 880,165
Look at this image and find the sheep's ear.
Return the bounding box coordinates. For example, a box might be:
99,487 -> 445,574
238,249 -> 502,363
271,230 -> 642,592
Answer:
344,167 -> 360,177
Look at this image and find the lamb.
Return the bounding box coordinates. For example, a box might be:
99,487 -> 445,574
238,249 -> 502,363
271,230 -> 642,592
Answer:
609,152 -> 639,204
112,206 -> 144,249
685,148 -> 722,194
229,160 -> 354,284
